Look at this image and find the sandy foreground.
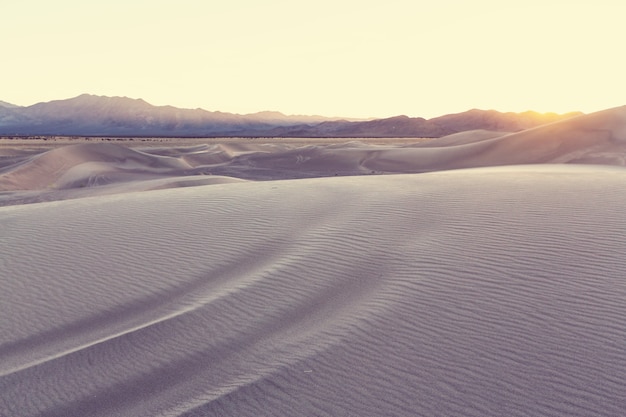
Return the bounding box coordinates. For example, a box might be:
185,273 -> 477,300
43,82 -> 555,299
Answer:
2,107 -> 626,416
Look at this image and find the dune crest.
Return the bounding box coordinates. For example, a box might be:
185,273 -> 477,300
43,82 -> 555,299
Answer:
0,142 -> 191,191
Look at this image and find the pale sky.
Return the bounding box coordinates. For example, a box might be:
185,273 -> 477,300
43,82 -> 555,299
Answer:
2,0 -> 625,118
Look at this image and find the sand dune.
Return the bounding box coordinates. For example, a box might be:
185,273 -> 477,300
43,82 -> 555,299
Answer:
2,106 -> 626,205
2,166 -> 626,416
0,142 -> 190,191
406,129 -> 510,147
2,106 -> 626,416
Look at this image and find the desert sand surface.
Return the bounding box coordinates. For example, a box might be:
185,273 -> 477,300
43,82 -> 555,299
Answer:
2,107 -> 626,416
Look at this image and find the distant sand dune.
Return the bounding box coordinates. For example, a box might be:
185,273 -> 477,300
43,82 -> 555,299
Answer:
2,167 -> 626,416
407,129 -> 510,147
2,107 -> 626,204
0,142 -> 190,191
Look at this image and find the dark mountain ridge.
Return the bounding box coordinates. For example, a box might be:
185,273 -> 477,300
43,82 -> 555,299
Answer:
0,100 -> 20,109
0,94 -> 583,137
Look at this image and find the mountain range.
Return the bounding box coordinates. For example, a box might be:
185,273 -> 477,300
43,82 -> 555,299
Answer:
0,94 -> 582,137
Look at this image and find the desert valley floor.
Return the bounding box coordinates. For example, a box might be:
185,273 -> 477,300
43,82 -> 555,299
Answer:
2,107 -> 626,416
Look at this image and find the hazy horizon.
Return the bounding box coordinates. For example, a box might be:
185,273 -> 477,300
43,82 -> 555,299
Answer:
0,92 -> 590,120
3,1 -> 626,119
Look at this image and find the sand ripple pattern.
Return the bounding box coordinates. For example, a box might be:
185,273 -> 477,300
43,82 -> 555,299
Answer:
2,165 -> 626,416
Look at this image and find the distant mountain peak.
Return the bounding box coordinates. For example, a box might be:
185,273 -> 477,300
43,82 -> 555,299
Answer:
0,94 -> 588,137
70,93 -> 147,103
250,110 -> 287,117
0,100 -> 20,109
